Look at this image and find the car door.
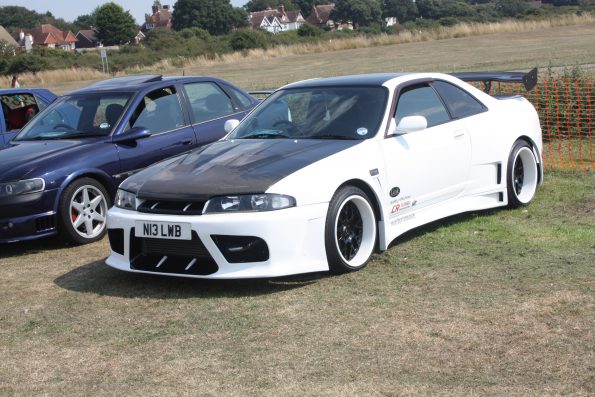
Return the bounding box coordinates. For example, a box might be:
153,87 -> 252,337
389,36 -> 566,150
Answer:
182,81 -> 248,145
114,85 -> 196,178
380,82 -> 472,216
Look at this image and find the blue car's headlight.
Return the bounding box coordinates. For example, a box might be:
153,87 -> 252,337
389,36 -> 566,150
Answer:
203,194 -> 296,214
114,189 -> 137,210
0,178 -> 45,198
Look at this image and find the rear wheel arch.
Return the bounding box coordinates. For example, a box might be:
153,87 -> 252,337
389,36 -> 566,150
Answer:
514,135 -> 543,185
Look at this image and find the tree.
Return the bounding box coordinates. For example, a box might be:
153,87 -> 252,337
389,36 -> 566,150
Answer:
172,0 -> 248,36
95,3 -> 137,45
331,0 -> 383,28
73,8 -> 99,29
382,0 -> 418,22
0,6 -> 77,32
495,0 -> 531,17
293,0 -> 327,17
416,0 -> 476,19
244,0 -> 298,12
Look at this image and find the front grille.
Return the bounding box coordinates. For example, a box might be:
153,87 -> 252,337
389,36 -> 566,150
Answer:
138,200 -> 206,215
129,228 -> 218,276
35,215 -> 56,232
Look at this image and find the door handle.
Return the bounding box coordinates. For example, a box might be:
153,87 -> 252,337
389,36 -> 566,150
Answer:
179,139 -> 192,145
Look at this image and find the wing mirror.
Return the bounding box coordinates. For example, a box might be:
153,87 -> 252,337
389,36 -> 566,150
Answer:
224,119 -> 240,133
394,115 -> 428,135
111,127 -> 151,144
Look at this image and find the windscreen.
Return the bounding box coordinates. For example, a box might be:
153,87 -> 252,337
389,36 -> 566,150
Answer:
228,86 -> 388,140
15,93 -> 131,141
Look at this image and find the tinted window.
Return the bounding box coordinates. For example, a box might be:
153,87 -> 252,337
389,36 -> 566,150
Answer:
130,87 -> 185,135
184,82 -> 234,124
224,84 -> 254,109
395,85 -> 450,128
15,93 -> 131,140
432,80 -> 485,119
229,86 -> 388,140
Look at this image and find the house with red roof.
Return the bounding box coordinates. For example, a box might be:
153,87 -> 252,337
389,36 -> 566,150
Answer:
142,1 -> 173,32
13,24 -> 77,51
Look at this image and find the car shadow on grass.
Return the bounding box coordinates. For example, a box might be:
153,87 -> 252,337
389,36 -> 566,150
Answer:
0,236 -> 68,259
54,259 -> 322,299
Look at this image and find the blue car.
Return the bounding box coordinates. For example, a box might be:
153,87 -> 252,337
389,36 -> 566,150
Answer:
0,75 -> 259,244
1,88 -> 58,145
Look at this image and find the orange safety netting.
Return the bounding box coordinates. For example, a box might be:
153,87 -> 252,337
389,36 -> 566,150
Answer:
491,78 -> 594,171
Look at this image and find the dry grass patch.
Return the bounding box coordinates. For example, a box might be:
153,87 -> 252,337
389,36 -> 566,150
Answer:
0,172 -> 593,395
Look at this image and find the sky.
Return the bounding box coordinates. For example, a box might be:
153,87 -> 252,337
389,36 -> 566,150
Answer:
0,0 -> 247,25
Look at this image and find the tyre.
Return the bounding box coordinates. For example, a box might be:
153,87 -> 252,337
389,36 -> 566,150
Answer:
58,178 -> 110,244
507,140 -> 539,208
324,186 -> 377,274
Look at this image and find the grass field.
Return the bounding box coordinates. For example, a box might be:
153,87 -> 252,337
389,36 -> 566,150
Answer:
33,21 -> 595,95
1,171 -> 593,395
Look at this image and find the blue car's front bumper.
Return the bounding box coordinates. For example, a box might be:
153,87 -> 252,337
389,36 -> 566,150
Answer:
0,189 -> 60,243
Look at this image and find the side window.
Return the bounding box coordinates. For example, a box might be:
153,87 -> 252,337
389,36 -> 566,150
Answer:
35,95 -> 49,111
1,93 -> 42,130
129,87 -> 185,135
224,84 -> 254,109
432,81 -> 486,119
184,82 -> 234,124
395,84 -> 450,128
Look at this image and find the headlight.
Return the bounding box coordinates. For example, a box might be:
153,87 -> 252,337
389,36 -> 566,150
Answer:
114,189 -> 137,210
203,194 -> 296,214
0,178 -> 45,198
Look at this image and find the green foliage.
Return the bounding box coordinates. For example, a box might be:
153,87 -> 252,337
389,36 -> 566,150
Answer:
229,29 -> 270,51
73,9 -> 99,29
244,0 -> 298,12
416,0 -> 476,19
297,23 -> 324,36
495,0 -> 532,17
331,0 -> 383,28
382,0 -> 419,22
7,54 -> 49,74
95,3 -> 137,45
0,6 -> 77,32
172,0 -> 248,35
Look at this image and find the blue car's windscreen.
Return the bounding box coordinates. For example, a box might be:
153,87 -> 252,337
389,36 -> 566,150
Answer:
228,86 -> 388,140
14,93 -> 131,141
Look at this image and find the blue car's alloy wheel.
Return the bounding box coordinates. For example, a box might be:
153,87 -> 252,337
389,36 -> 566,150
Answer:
59,178 -> 110,244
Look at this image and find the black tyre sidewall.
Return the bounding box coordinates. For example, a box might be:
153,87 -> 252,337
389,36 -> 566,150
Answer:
58,177 -> 110,245
507,140 -> 537,208
325,186 -> 376,274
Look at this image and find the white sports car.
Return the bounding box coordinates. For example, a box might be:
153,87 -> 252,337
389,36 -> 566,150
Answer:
105,70 -> 542,278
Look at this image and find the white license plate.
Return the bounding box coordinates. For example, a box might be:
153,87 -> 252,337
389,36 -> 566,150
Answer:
135,221 -> 192,240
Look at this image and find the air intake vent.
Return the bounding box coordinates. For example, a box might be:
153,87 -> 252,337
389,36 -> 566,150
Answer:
35,215 -> 55,232
138,200 -> 206,215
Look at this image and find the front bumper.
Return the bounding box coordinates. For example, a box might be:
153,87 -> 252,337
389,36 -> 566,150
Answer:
0,189 -> 59,243
105,203 -> 330,279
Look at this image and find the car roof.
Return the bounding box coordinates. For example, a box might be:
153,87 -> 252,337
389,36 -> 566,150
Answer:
67,75 -> 229,94
281,73 -> 412,89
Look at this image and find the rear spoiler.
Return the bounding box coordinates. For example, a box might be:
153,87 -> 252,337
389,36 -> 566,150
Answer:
450,68 -> 538,94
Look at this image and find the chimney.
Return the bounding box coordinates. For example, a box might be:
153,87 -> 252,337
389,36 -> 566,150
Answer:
277,5 -> 285,14
25,34 -> 33,52
19,30 -> 24,40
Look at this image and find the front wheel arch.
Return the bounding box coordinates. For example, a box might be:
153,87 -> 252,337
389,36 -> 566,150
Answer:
324,185 -> 378,274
